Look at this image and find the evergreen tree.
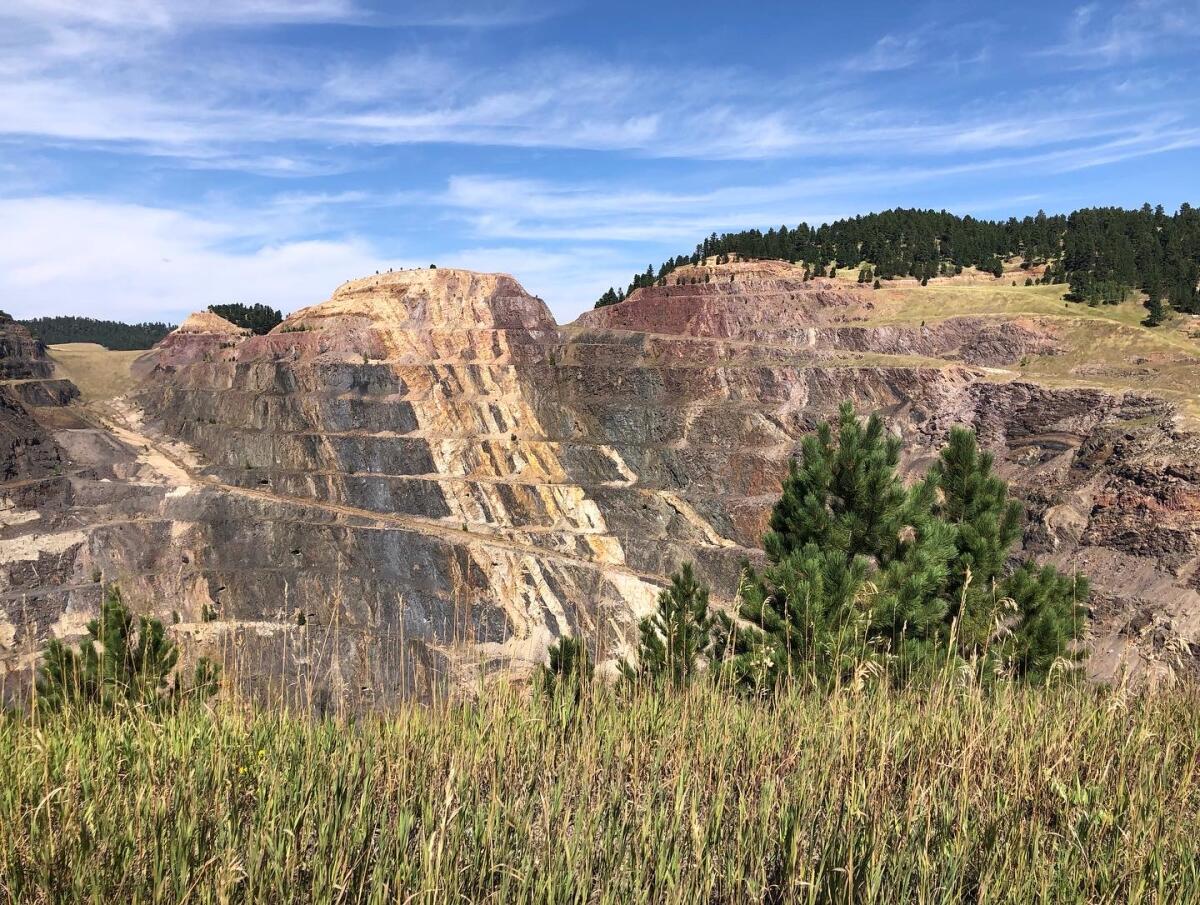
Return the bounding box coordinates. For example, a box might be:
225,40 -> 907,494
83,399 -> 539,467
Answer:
596,288 -> 621,308
1000,563 -> 1089,679
539,636 -> 593,702
619,564 -> 713,688
927,428 -> 1030,669
37,586 -> 220,712
715,405 -> 1087,690
1144,295 -> 1166,327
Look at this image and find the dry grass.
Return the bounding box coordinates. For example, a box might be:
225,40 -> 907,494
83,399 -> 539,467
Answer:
2,680 -> 1199,903
848,281 -> 1200,424
48,342 -> 144,401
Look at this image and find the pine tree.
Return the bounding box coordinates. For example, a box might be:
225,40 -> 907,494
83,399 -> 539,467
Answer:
539,636 -> 593,701
1144,294 -> 1166,327
715,406 -> 1087,689
620,564 -> 712,688
596,288 -> 620,308
20,316 -> 174,351
36,585 -> 219,712
1000,563 -> 1088,679
716,404 -> 954,688
928,428 -> 1024,663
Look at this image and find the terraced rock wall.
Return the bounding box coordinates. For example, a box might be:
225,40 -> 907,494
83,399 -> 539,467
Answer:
3,263 -> 1198,706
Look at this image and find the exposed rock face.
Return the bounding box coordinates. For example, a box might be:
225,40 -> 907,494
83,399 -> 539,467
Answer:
3,263 -> 1198,705
0,317 -> 53,381
578,263 -> 1061,366
0,317 -> 76,485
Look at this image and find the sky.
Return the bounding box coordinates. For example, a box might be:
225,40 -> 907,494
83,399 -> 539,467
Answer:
1,0 -> 1199,325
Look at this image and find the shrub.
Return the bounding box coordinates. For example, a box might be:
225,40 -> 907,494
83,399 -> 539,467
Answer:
539,636 -> 593,702
36,586 -> 220,712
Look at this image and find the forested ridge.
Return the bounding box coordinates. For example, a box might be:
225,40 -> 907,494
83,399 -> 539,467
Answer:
595,205 -> 1200,322
19,316 -> 175,351
207,303 -> 282,335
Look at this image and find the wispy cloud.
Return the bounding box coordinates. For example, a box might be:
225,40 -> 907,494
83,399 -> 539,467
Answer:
0,49 -> 1183,168
844,33 -> 925,73
2,0 -> 361,31
1040,0 -> 1200,66
425,118 -> 1200,245
1,1 -> 1195,170
1,0 -> 559,31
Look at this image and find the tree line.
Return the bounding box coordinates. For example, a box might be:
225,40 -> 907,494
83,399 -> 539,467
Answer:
593,204 -> 1200,323
18,303 -> 285,351
19,317 -> 175,351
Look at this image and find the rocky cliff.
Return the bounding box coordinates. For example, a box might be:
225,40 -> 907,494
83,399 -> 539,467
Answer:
3,263 -> 1198,705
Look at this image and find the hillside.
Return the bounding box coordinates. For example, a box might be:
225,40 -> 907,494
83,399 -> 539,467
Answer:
47,343 -> 144,402
2,265 -> 1199,707
659,259 -> 1200,423
596,205 -> 1200,317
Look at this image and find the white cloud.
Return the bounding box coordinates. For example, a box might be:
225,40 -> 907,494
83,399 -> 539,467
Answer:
1,3 -> 1198,330
0,197 -> 383,321
0,196 -> 644,324
0,0 -> 1194,169
427,115 -> 1200,244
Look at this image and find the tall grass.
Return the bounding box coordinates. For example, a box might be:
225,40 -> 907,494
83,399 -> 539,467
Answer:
2,679 -> 1199,903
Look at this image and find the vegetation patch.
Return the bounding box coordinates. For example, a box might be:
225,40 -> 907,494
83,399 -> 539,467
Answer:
2,681 -> 1198,902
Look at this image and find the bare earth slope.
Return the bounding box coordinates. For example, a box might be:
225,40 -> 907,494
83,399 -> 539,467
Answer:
3,263 -> 1199,704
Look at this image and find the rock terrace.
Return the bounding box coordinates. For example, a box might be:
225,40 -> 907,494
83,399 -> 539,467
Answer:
3,265 -> 1198,705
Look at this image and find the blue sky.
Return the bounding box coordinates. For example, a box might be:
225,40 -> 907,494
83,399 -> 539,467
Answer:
2,0 -> 1198,324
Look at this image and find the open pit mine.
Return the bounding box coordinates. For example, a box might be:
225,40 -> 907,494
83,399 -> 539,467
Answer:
3,261 -> 1199,707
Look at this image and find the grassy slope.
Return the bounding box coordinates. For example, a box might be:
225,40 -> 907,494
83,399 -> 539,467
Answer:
851,277 -> 1200,424
48,342 -> 145,402
2,683 -> 1198,903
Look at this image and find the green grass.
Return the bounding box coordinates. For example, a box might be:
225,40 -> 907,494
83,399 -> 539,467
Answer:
3,680 -> 1199,903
